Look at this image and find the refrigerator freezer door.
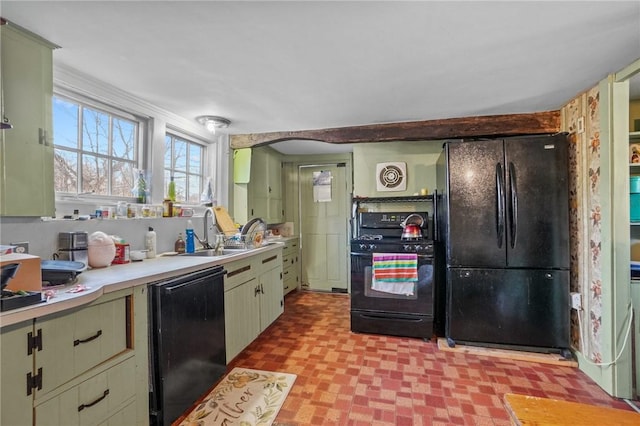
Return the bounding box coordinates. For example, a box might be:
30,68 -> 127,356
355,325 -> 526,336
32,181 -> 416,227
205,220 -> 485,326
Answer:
504,134 -> 569,269
446,267 -> 570,349
445,139 -> 505,268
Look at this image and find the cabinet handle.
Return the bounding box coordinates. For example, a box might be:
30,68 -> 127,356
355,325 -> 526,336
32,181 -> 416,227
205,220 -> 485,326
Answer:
78,389 -> 109,412
254,285 -> 260,296
262,255 -> 278,264
74,330 -> 102,346
228,265 -> 251,277
260,284 -> 265,294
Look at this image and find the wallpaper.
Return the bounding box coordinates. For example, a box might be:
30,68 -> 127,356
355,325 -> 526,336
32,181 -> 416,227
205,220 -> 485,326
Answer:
562,86 -> 603,360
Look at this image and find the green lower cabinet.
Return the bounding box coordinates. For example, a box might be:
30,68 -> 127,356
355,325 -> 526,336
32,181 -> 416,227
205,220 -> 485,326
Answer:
0,287 -> 145,425
224,249 -> 284,363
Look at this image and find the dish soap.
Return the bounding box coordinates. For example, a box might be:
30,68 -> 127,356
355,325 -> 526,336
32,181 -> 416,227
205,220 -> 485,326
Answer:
174,232 -> 186,254
185,220 -> 195,253
145,227 -> 157,258
168,176 -> 176,202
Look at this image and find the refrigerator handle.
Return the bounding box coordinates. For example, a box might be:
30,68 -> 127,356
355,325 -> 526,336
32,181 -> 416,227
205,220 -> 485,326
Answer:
495,163 -> 505,248
433,189 -> 438,242
508,162 -> 518,248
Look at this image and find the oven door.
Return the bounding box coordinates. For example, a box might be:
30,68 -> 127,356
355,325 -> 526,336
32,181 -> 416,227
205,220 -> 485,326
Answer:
350,252 -> 434,316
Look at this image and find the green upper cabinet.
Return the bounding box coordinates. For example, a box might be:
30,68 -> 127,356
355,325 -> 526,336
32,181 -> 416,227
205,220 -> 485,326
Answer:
0,23 -> 57,217
235,146 -> 284,225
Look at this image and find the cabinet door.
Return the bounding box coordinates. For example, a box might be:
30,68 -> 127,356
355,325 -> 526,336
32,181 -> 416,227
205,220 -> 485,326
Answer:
247,147 -> 283,223
259,255 -> 284,331
0,25 -> 55,217
0,321 -> 34,426
224,277 -> 260,361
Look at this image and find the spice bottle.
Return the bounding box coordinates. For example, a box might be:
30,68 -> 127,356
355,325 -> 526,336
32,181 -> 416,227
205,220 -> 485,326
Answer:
163,198 -> 173,217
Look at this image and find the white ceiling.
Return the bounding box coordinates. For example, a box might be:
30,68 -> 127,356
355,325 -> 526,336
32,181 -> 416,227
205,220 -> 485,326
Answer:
2,1 -> 639,155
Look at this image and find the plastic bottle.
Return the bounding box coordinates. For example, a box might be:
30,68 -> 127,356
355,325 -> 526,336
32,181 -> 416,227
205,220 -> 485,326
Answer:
174,232 -> 186,254
145,227 -> 157,258
168,176 -> 176,202
185,220 -> 195,253
136,170 -> 147,204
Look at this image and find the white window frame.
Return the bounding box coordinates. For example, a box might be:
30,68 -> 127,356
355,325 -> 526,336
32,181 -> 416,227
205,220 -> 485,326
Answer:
52,89 -> 146,201
164,128 -> 208,205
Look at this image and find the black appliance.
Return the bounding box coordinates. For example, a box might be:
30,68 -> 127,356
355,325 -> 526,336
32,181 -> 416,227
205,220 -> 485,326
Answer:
435,134 -> 570,355
148,266 -> 227,426
350,211 -> 435,339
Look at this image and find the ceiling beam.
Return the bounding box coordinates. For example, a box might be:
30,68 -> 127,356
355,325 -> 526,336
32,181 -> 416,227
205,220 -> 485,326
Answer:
230,110 -> 561,149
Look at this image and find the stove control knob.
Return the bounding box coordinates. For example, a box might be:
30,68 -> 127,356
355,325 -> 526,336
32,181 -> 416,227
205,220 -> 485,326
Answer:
403,245 -> 411,251
369,244 -> 376,250
359,244 -> 367,250
415,245 -> 422,252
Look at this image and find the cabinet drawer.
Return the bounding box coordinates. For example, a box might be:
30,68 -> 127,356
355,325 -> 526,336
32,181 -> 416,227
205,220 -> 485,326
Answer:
37,296 -> 130,394
224,259 -> 255,291
97,400 -> 136,426
35,356 -> 136,426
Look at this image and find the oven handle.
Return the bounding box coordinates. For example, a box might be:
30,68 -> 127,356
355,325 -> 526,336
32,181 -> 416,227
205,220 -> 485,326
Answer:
350,252 -> 434,260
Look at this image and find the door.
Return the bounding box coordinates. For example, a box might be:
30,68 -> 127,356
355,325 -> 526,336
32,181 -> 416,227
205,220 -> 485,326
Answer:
299,164 -> 349,292
445,139 -> 506,268
504,134 -> 570,269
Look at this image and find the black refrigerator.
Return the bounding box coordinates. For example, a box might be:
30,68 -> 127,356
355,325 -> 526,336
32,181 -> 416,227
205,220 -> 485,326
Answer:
435,134 -> 570,354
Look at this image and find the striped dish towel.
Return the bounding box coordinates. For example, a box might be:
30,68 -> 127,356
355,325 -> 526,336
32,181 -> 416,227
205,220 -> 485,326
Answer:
371,253 -> 418,296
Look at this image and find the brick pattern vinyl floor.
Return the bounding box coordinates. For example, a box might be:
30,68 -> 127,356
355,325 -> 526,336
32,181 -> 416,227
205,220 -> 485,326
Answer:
227,290 -> 635,425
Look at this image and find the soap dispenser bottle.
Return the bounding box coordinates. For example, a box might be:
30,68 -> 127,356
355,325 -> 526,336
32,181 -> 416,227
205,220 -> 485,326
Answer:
185,220 -> 195,253
145,227 -> 157,258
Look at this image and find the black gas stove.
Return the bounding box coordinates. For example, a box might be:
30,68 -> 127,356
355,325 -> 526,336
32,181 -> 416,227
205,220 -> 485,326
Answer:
350,211 -> 436,340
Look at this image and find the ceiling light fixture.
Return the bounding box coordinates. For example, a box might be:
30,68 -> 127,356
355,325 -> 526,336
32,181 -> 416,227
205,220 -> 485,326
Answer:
196,115 -> 231,134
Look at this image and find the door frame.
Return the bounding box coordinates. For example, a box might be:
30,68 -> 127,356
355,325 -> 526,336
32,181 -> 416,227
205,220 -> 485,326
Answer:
297,161 -> 352,292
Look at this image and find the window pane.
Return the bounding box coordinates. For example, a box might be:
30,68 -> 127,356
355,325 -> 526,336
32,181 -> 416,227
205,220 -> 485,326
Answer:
188,174 -> 201,204
189,144 -> 202,175
82,154 -> 109,194
53,97 -> 78,148
112,160 -> 134,197
173,171 -> 186,202
174,139 -> 187,171
54,149 -> 78,192
82,107 -> 109,155
164,135 -> 172,169
112,117 -> 136,160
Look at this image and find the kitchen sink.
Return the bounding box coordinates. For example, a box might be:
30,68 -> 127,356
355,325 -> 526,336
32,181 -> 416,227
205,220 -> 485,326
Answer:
180,248 -> 248,257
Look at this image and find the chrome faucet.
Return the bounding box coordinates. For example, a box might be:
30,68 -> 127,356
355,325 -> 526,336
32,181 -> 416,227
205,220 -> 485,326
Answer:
202,207 -> 218,250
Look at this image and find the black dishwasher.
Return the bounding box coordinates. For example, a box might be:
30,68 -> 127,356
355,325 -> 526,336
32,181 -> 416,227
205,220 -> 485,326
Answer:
148,265 -> 227,426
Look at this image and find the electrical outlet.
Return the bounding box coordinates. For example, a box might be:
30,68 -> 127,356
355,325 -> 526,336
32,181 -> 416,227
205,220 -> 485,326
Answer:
11,241 -> 29,254
570,292 -> 582,310
577,116 -> 585,134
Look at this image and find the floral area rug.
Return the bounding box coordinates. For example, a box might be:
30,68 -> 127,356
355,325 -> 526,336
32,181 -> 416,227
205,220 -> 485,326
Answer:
178,367 -> 296,426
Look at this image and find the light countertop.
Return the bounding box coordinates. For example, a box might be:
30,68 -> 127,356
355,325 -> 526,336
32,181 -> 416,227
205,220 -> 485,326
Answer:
0,243 -> 283,328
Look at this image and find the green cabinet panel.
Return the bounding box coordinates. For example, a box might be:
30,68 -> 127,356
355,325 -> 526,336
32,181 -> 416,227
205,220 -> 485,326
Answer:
0,23 -> 55,217
0,321 -> 34,426
233,148 -> 252,183
224,276 -> 260,361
